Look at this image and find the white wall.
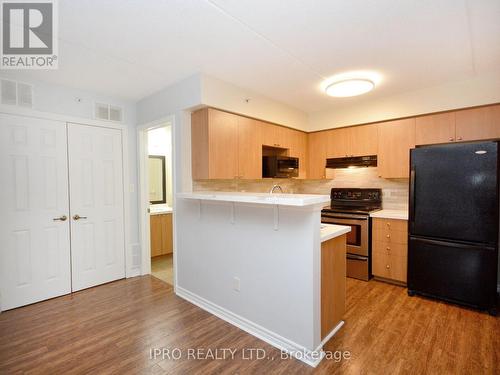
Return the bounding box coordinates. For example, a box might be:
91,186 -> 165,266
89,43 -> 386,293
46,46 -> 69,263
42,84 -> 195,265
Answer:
309,71 -> 500,130
0,74 -> 141,272
201,74 -> 309,131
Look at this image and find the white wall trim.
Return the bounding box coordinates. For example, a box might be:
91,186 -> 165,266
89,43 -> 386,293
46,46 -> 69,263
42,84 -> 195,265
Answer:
176,286 -> 341,368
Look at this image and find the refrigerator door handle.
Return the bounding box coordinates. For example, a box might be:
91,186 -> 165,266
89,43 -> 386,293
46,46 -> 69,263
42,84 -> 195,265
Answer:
409,168 -> 416,226
410,236 -> 496,251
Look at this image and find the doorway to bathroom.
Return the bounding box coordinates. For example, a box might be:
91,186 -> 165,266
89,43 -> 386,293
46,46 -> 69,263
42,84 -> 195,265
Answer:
144,124 -> 174,285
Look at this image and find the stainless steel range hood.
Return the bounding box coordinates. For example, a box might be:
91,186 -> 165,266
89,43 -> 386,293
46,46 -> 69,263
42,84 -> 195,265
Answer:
326,155 -> 377,169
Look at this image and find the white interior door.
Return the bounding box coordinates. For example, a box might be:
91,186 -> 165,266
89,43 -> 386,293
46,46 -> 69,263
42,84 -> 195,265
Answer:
0,114 -> 71,310
68,123 -> 125,291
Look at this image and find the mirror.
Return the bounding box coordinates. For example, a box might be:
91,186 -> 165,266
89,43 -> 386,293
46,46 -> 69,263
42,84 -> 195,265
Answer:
148,155 -> 166,204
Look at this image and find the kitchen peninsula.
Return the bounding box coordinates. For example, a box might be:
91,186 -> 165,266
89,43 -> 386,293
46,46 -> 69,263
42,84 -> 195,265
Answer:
175,191 -> 350,367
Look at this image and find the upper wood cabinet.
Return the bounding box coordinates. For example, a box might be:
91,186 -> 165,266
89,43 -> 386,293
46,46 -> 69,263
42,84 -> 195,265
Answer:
238,117 -> 262,179
377,118 -> 415,179
192,108 -> 262,179
416,112 -> 456,145
326,124 -> 378,158
192,108 -> 308,179
261,122 -> 294,149
308,131 -> 327,179
455,104 -> 500,142
326,128 -> 350,158
350,124 -> 378,156
288,129 -> 308,179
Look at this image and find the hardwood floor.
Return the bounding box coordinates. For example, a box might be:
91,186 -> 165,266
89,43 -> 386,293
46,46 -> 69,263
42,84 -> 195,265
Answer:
0,276 -> 498,374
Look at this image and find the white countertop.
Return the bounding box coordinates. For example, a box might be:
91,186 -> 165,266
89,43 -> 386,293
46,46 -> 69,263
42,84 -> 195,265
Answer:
150,205 -> 173,215
178,191 -> 330,207
320,224 -> 351,242
370,209 -> 408,220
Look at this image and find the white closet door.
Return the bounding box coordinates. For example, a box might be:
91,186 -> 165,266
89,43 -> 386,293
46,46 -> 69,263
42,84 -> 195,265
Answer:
67,123 -> 125,291
0,114 -> 71,310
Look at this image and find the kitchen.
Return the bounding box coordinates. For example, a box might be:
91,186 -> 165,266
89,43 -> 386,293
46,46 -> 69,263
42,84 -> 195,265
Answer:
178,103 -> 500,366
1,1 -> 499,374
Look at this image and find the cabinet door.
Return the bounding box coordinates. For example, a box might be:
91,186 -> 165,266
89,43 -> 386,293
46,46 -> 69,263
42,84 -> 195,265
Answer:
0,114 -> 71,310
261,122 -> 282,147
377,118 -> 416,179
208,109 -> 239,179
415,112 -> 456,145
237,117 -> 262,179
349,124 -> 378,156
160,213 -> 173,255
326,128 -> 350,158
455,104 -> 500,142
150,215 -> 163,257
288,129 -> 308,179
68,124 -> 125,291
308,131 -> 327,179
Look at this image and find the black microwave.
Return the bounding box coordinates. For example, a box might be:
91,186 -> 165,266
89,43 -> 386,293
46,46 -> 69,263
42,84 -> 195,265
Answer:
262,156 -> 299,178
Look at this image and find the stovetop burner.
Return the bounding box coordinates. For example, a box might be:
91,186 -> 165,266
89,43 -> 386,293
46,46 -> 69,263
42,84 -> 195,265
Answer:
322,188 -> 382,216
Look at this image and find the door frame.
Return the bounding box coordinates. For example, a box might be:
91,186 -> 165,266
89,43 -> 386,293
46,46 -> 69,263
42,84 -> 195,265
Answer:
0,105 -> 135,279
137,115 -> 176,281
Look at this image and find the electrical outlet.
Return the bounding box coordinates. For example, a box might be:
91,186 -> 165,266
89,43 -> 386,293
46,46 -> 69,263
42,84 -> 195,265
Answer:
233,277 -> 240,292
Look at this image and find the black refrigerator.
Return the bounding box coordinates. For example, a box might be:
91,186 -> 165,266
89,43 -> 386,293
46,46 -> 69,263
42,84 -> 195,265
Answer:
408,141 -> 499,314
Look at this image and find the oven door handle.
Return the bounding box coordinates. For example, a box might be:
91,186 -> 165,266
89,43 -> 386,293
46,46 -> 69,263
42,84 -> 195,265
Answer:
322,215 -> 369,221
347,254 -> 368,261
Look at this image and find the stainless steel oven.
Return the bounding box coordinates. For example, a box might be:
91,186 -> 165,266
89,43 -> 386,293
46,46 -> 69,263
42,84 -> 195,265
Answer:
321,213 -> 369,256
321,188 -> 382,282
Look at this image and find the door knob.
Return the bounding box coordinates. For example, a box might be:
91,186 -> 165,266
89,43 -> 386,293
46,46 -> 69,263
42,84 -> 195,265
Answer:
53,215 -> 67,222
73,214 -> 87,220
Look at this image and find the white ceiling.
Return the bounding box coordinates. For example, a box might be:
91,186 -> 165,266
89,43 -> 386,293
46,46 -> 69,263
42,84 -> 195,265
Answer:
4,0 -> 500,112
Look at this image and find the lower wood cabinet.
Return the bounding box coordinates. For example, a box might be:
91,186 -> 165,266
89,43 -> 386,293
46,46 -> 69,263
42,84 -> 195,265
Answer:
372,218 -> 408,284
150,213 -> 173,257
321,235 -> 346,339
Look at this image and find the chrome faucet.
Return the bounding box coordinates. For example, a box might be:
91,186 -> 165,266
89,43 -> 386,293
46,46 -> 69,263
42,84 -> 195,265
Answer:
269,184 -> 283,194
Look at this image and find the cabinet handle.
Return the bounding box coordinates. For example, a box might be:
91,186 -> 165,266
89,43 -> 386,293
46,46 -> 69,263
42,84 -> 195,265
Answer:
53,215 -> 67,222
457,136 -> 462,141
386,247 -> 390,251
386,234 -> 390,238
449,137 -> 454,141
73,214 -> 87,221
386,222 -> 391,227
386,264 -> 390,269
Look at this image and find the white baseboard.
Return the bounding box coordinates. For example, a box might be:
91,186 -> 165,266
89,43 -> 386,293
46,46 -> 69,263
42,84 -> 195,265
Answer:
176,286 -> 343,367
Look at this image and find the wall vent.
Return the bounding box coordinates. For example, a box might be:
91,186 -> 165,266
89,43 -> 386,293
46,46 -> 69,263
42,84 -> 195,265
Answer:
94,102 -> 123,122
0,79 -> 33,108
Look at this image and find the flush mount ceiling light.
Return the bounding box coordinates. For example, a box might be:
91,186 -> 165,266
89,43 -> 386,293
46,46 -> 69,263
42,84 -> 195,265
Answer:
325,79 -> 374,97
321,71 -> 382,98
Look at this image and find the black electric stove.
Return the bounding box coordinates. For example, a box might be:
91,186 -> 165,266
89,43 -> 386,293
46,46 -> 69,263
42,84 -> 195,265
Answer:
321,188 -> 382,281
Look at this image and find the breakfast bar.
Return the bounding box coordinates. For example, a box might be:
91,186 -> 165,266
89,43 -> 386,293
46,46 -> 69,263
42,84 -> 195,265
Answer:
175,191 -> 350,367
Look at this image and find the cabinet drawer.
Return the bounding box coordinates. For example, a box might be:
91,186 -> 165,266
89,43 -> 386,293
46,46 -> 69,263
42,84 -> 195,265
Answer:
373,218 -> 408,232
372,252 -> 407,283
372,241 -> 408,257
373,228 -> 408,245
